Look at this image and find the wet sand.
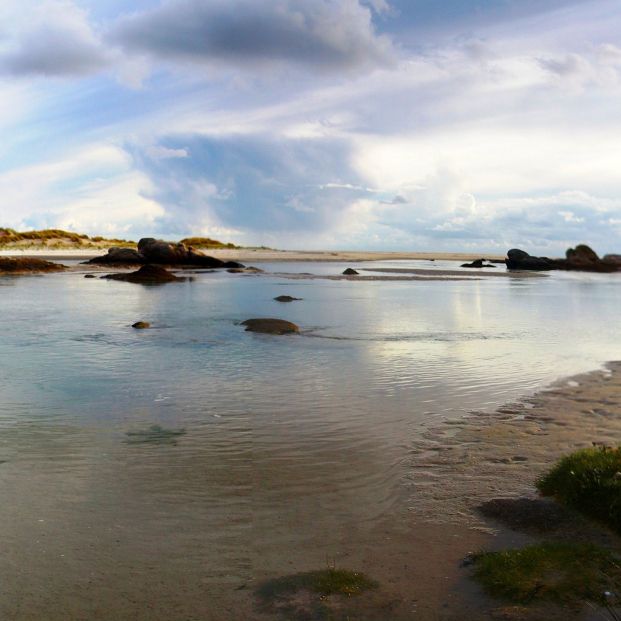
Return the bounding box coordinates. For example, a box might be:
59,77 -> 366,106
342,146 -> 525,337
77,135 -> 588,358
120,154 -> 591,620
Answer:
1,363 -> 619,620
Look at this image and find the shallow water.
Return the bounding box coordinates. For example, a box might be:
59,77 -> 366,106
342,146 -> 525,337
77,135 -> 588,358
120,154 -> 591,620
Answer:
0,260 -> 620,618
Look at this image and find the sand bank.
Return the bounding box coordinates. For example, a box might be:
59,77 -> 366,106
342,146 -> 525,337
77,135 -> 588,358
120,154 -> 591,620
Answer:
0,247 -> 507,263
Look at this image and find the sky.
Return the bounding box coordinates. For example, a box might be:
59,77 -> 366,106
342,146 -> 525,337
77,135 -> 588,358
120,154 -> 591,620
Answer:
1,0 -> 621,253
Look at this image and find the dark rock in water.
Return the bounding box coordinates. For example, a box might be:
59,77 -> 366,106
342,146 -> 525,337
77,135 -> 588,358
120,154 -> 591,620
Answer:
274,295 -> 301,302
461,259 -> 496,268
241,318 -> 299,335
564,244 -> 618,272
0,257 -> 66,274
506,245 -> 620,272
86,247 -> 144,265
103,264 -> 184,284
342,268 -> 359,275
132,321 -> 151,329
505,248 -> 557,271
86,238 -> 245,269
84,274 -> 96,278
603,254 -> 621,265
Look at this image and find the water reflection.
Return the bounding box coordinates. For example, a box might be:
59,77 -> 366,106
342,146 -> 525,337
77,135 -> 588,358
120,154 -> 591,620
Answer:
0,261 -> 620,618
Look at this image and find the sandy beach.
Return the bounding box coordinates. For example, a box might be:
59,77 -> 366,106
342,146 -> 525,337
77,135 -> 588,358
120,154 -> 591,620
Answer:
0,247 -> 507,263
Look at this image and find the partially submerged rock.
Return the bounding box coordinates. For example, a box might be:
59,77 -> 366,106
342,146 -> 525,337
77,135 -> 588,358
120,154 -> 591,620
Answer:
505,249 -> 557,271
132,321 -> 151,329
87,237 -> 244,269
506,245 -> 620,272
0,257 -> 65,274
103,264 -> 185,284
342,268 -> 359,275
241,318 -> 299,335
274,295 -> 301,302
461,259 -> 496,268
88,247 -> 144,265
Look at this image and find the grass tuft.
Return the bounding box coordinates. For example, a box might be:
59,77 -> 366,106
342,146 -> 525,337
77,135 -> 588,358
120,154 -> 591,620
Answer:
257,568 -> 378,601
537,446 -> 621,533
473,542 -> 621,605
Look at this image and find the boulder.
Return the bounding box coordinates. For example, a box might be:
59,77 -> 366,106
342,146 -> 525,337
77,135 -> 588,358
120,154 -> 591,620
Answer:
461,259 -> 496,268
274,295 -> 301,302
86,247 -> 144,265
505,249 -> 557,271
138,238 -> 190,263
603,254 -> 621,266
132,321 -> 151,329
86,238 -> 245,269
102,264 -> 185,284
564,244 -> 618,272
505,245 -> 620,272
342,268 -> 359,275
241,318 -> 299,335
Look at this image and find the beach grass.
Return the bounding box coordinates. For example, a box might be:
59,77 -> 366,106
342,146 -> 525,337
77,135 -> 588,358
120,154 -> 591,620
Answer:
473,541 -> 621,605
537,446 -> 621,533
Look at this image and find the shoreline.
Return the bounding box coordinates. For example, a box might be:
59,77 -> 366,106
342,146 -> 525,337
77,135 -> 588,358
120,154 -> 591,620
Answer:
0,248 -> 507,263
411,360 -> 621,619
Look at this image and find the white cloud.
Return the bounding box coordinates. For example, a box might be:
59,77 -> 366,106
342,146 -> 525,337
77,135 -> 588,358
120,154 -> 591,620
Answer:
0,1 -> 109,77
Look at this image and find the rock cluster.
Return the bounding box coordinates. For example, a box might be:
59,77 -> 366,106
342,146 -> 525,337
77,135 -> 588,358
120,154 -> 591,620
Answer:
87,238 -> 244,269
505,245 -> 621,273
461,259 -> 496,268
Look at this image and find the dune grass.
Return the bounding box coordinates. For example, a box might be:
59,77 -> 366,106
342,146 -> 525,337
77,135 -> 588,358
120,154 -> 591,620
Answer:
537,446 -> 621,534
179,236 -> 238,249
473,541 -> 621,605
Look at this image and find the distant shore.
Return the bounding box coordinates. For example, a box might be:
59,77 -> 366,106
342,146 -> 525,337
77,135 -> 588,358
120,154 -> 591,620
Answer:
0,247 -> 507,263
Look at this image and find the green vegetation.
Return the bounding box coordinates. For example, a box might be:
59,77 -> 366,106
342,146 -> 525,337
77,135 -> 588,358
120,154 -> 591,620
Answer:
0,228 -> 135,248
473,542 -> 621,605
257,568 -> 377,600
179,236 -> 238,249
537,446 -> 621,533
124,425 -> 186,446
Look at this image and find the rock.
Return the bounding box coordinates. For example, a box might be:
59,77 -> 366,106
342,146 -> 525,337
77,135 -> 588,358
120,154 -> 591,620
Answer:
137,238 -> 190,264
241,318 -> 299,335
342,268 -> 359,275
603,254 -> 621,265
84,274 -> 96,278
103,264 -> 185,284
564,244 -> 618,272
566,244 -> 599,263
505,249 -> 557,271
86,247 -> 144,265
274,295 -> 301,302
0,257 -> 65,274
86,238 -> 245,269
461,259 -> 496,268
132,321 -> 151,329
506,245 -> 620,272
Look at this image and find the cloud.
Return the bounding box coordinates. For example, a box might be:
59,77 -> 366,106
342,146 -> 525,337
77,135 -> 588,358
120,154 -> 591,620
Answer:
113,0 -> 395,72
0,1 -> 109,77
128,133 -> 370,238
0,143 -> 164,237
